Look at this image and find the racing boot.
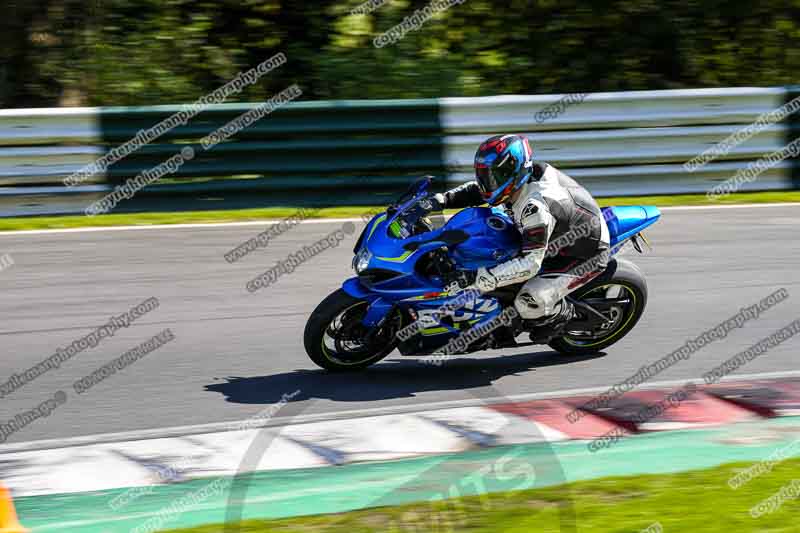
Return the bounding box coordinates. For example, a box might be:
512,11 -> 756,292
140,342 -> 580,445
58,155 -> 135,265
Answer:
525,299 -> 575,343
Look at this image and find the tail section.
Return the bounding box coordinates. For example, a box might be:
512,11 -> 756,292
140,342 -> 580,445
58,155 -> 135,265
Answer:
603,206 -> 661,248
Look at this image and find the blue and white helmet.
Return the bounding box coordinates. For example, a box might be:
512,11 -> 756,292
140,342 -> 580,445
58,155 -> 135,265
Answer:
473,134 -> 535,206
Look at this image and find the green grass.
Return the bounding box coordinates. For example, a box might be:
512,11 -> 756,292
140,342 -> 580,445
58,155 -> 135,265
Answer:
2,190 -> 799,232
162,457 -> 800,532
598,190 -> 800,207
0,207 -> 365,232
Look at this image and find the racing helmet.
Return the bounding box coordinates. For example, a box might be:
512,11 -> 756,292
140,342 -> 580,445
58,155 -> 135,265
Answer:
473,134 -> 535,205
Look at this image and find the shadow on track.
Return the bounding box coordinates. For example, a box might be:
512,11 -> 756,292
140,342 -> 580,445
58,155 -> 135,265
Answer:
204,350 -> 606,405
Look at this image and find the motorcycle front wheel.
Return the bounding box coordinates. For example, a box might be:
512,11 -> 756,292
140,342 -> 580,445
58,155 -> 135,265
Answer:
304,289 -> 400,371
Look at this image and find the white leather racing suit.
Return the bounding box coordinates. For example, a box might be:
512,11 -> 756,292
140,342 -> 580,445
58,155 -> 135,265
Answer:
439,162 -> 611,320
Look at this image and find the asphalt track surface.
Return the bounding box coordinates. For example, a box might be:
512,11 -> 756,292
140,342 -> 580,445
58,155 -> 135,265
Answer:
1,204 -> 799,444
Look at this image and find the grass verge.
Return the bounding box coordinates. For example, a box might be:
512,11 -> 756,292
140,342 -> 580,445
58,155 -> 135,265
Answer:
1,190 -> 799,232
162,457 -> 800,532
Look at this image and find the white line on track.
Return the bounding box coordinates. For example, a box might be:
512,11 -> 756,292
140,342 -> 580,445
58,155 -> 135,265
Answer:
3,369 -> 799,454
660,202 -> 800,211
0,202 -> 799,237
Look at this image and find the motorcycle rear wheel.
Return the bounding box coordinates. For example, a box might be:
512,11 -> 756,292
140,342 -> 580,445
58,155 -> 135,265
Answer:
548,258 -> 647,356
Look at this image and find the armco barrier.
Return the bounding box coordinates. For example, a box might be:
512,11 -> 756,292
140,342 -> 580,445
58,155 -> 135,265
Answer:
786,85 -> 800,189
0,87 -> 797,217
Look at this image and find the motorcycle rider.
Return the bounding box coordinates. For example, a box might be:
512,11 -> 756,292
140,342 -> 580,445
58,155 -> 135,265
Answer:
431,134 -> 610,334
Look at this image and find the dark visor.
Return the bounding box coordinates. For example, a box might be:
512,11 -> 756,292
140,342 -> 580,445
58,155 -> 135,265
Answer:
476,154 -> 517,194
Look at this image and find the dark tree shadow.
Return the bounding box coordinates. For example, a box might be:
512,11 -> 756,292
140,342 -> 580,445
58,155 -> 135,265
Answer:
204,350 -> 607,405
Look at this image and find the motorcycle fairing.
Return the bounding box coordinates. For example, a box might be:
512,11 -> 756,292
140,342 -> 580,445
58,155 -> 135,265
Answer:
345,185 -> 659,347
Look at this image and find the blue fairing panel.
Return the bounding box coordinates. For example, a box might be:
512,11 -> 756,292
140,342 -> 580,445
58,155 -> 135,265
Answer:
342,277 -> 394,327
603,206 -> 661,247
341,277 -> 373,300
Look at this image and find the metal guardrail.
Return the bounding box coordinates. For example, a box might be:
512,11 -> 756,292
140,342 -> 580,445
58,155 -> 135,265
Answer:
0,87 -> 796,216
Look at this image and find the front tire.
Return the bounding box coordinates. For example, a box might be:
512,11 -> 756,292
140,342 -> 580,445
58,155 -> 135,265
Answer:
548,258 -> 648,356
304,289 -> 398,371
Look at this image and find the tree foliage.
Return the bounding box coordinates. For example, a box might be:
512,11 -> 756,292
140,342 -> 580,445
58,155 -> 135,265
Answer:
2,0 -> 799,107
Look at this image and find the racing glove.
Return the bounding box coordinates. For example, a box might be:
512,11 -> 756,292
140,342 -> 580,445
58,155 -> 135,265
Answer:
474,267 -> 498,293
430,193 -> 447,212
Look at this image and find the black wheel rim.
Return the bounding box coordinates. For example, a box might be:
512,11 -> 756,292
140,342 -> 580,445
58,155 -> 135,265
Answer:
561,284 -> 637,348
320,302 -> 399,365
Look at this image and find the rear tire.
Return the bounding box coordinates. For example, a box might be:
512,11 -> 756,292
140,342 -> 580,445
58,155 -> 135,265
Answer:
548,258 -> 648,356
304,289 -> 397,371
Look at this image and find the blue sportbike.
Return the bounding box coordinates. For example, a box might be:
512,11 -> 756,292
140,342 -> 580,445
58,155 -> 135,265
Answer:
304,178 -> 660,371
